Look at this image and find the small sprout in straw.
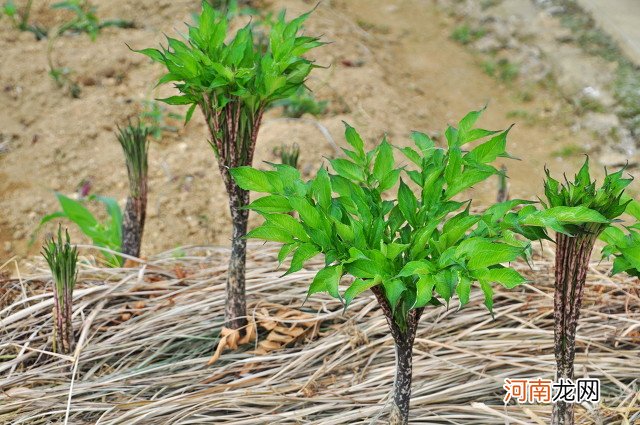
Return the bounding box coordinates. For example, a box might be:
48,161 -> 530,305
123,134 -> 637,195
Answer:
42,225 -> 78,355
116,120 -> 150,258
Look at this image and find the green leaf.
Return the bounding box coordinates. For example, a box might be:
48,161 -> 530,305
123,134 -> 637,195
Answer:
522,206 -> 609,230
265,213 -> 310,242
410,131 -> 435,152
330,158 -> 365,182
466,128 -> 510,164
457,238 -> 523,269
278,242 -> 297,265
287,242 -> 321,274
288,197 -> 322,228
311,167 -> 332,210
344,276 -> 381,309
383,279 -> 405,311
415,275 -> 436,308
130,47 -> 165,63
157,95 -> 193,105
373,140 -> 394,182
434,270 -> 458,302
246,195 -> 292,213
308,264 -> 342,299
246,224 -> 295,243
398,180 -> 418,225
473,267 -> 527,289
479,280 -> 494,315
397,260 -> 435,277
343,123 -> 365,157
230,167 -> 274,193
456,276 -> 472,306
457,106 -> 485,143
184,103 -> 197,124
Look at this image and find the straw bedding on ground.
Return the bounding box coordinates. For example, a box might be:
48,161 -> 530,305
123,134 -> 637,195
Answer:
0,243 -> 638,424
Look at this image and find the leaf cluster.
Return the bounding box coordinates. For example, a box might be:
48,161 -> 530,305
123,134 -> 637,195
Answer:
232,108 -> 539,329
42,226 -> 78,301
270,86 -> 328,118
536,158 -> 632,235
40,193 -> 123,267
135,2 -> 324,121
53,0 -> 133,41
600,198 -> 640,277
116,120 -> 150,197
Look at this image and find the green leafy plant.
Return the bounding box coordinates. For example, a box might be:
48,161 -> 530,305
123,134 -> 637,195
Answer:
2,0 -> 47,39
133,2 -> 323,331
52,0 -> 133,40
481,58 -> 519,83
270,86 -> 327,118
601,198 -> 640,277
41,193 -> 123,267
116,120 -> 150,258
538,159 -> 634,425
46,0 -> 133,97
140,100 -> 182,140
450,24 -> 486,45
274,143 -> 300,168
42,226 -> 78,354
231,109 -> 546,423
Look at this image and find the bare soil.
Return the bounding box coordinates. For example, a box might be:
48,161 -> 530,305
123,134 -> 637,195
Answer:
0,0 -> 597,261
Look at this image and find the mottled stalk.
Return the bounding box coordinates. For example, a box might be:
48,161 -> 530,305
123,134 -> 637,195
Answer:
202,98 -> 265,330
552,224 -> 602,425
117,122 -> 150,258
371,286 -> 423,425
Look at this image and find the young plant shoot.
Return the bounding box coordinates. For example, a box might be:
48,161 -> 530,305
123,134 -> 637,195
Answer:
537,160 -> 633,425
116,121 -> 150,258
134,2 -> 323,330
231,109 -> 544,424
42,226 -> 78,355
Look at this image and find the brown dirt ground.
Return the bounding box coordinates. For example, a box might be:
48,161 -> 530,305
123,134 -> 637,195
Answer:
0,0 -> 602,262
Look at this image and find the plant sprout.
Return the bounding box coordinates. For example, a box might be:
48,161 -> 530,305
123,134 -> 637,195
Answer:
42,226 -> 78,354
47,0 -> 134,96
134,2 -> 323,330
538,159 -> 633,425
270,86 -> 327,118
274,143 -> 300,168
116,120 -> 150,258
231,109 -> 546,423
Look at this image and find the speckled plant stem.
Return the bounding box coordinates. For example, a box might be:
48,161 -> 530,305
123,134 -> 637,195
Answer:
371,286 -> 423,425
552,226 -> 601,425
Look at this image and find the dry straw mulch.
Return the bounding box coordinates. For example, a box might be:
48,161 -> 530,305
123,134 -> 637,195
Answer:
0,243 -> 639,424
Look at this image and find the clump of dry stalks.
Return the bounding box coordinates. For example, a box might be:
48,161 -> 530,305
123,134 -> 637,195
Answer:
0,243 -> 638,424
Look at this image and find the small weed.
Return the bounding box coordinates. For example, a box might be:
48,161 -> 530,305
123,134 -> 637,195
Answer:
140,100 -> 183,140
515,89 -> 534,103
506,109 -> 538,126
480,0 -> 502,10
274,143 -> 300,168
451,24 -> 486,45
52,0 -> 134,40
46,0 -> 134,97
573,95 -> 605,114
270,87 -> 328,118
2,0 -> 47,39
552,144 -> 583,158
482,58 -> 519,83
